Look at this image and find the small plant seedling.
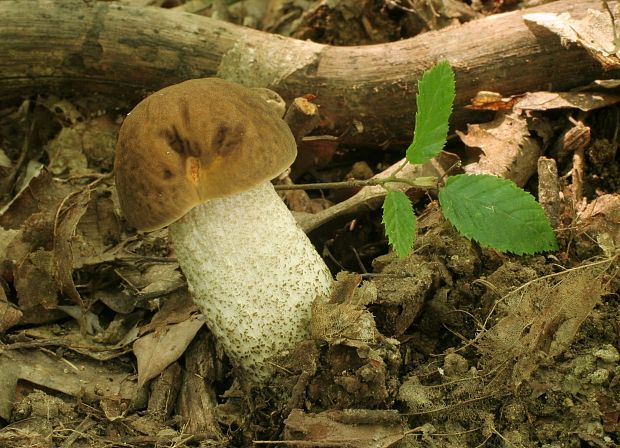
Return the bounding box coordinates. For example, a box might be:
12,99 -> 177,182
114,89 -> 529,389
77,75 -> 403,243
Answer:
274,61 -> 558,257
381,60 -> 558,257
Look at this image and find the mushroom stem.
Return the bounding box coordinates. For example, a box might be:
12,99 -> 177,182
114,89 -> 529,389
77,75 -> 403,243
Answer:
168,181 -> 333,382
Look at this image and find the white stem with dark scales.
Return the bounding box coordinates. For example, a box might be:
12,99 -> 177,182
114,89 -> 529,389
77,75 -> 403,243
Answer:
168,181 -> 333,382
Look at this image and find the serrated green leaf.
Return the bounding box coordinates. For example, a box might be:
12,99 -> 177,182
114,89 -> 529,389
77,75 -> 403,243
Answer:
438,174 -> 558,255
382,190 -> 417,258
407,60 -> 455,165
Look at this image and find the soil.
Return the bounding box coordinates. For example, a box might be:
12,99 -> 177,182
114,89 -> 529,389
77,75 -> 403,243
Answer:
0,1 -> 619,447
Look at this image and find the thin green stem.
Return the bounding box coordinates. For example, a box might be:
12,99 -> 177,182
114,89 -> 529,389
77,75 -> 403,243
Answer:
390,159 -> 411,178
274,175 -> 436,191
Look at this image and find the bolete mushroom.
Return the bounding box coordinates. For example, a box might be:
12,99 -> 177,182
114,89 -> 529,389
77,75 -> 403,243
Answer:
115,78 -> 333,382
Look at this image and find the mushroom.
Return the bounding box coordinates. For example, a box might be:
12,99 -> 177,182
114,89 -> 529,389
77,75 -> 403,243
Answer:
115,78 -> 333,382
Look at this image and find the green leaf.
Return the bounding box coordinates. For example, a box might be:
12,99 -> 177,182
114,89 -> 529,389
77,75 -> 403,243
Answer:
438,174 -> 558,255
382,190 -> 417,258
407,60 -> 455,165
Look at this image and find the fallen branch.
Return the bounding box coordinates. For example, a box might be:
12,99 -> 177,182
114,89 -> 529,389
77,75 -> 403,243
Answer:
0,0 -> 617,146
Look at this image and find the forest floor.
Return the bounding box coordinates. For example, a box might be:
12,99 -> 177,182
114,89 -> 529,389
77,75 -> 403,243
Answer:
0,1 -> 619,447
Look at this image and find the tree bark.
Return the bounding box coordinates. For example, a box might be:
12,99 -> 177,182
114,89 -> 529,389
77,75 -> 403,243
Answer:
0,0 -> 616,146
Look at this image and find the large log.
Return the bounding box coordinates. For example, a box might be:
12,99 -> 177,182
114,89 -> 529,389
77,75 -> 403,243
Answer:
0,0 -> 616,146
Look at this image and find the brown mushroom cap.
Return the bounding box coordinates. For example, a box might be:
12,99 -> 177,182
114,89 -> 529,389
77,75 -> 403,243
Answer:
114,78 -> 297,231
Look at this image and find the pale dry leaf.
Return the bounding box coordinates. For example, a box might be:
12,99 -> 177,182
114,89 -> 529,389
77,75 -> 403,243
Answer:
479,264 -> 607,387
0,149 -> 10,168
134,314 -> 204,387
284,408 -> 405,448
458,111 -> 540,187
139,264 -> 184,296
0,349 -> 137,421
0,287 -> 21,334
23,320 -> 134,361
579,194 -> 620,255
38,96 -> 83,125
45,127 -> 88,175
115,263 -> 183,298
310,272 -> 377,342
584,79 -> 620,89
57,305 -> 103,334
516,91 -> 620,112
0,228 -> 19,260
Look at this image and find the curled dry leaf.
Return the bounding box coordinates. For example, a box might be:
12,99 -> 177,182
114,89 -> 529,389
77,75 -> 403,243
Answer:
22,319 -> 134,361
311,272 -> 377,342
52,187 -> 91,308
579,193 -> 620,256
0,286 -> 21,333
458,110 -> 541,187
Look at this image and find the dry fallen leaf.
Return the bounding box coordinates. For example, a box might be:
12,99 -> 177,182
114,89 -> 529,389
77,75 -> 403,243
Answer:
40,98 -> 118,176
0,287 -> 21,334
466,91 -> 523,111
14,248 -> 57,310
311,272 -> 377,342
23,320 -> 134,361
478,264 -> 607,387
138,288 -> 198,334
284,409 -> 405,448
458,110 -> 540,187
579,193 -> 620,256
516,91 -> 620,111
0,348 -> 137,421
0,168 -> 74,230
52,187 -> 91,308
134,313 -> 204,387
